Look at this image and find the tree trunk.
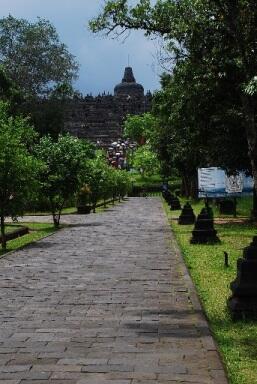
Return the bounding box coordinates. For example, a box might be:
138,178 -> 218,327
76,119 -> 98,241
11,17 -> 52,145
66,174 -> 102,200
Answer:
181,170 -> 198,199
181,175 -> 186,197
252,184 -> 257,221
92,199 -> 97,213
190,172 -> 199,200
181,173 -> 190,198
52,213 -> 60,229
0,210 -> 6,251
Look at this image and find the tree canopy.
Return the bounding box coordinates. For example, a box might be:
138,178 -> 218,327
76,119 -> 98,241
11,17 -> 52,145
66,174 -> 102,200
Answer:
123,112 -> 158,145
0,15 -> 79,97
152,59 -> 250,195
0,102 -> 40,250
35,134 -> 94,227
132,144 -> 160,177
90,0 -> 257,196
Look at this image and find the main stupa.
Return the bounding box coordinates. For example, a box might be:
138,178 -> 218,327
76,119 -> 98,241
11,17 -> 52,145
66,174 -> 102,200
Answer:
114,67 -> 144,97
64,66 -> 151,145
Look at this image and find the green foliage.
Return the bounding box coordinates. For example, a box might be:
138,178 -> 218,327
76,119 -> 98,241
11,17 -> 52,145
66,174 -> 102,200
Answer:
0,66 -> 13,98
20,98 -> 66,139
244,77 -> 257,96
27,82 -> 76,138
89,0 -> 174,36
124,112 -> 158,145
18,79 -> 78,139
77,184 -> 92,207
35,134 -> 94,227
153,60 -> 250,197
0,15 -> 78,96
165,198 -> 257,384
0,102 -> 40,249
0,15 -> 79,137
0,222 -> 57,256
115,169 -> 132,199
83,153 -> 110,211
90,0 -> 257,197
132,144 -> 160,176
80,152 -> 131,211
0,65 -> 22,106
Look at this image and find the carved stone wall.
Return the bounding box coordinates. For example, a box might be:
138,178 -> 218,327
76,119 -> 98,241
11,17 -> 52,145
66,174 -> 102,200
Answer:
64,67 -> 152,145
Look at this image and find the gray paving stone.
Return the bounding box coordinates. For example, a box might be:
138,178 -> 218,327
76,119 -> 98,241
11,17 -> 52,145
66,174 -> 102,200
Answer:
20,382 -> 75,384
0,367 -> 31,374
0,381 -> 21,384
1,198 -> 228,383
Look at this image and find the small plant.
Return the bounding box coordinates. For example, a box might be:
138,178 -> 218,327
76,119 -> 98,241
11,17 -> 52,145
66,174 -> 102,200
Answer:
77,184 -> 92,207
76,184 -> 92,214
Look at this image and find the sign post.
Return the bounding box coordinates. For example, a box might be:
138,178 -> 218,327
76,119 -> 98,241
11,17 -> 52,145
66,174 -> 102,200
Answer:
198,168 -> 253,216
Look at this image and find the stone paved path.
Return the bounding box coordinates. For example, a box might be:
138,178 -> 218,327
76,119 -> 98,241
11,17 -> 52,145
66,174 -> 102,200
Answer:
0,198 -> 228,384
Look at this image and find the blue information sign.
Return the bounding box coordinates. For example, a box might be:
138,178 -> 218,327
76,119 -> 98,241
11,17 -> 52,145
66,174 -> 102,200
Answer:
198,167 -> 253,198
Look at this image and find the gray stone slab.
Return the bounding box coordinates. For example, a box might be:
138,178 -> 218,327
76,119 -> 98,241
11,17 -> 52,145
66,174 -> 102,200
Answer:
1,198 -> 227,383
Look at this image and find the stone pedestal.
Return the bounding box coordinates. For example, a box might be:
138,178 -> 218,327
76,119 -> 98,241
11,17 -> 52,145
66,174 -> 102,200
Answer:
178,202 -> 196,225
162,190 -> 172,203
251,209 -> 257,221
228,236 -> 257,319
205,205 -> 214,219
162,190 -> 181,210
218,199 -> 236,215
169,195 -> 181,210
190,208 -> 219,244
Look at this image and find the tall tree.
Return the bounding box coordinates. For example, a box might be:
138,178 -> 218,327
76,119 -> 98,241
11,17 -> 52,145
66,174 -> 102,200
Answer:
21,82 -> 75,138
0,102 -> 40,250
35,135 -> 94,228
153,60 -> 250,196
0,65 -> 23,108
0,15 -> 79,97
124,112 -> 158,145
132,144 -> 160,177
89,0 -> 257,195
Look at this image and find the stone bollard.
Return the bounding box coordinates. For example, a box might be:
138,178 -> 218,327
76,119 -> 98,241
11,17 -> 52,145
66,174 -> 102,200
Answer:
190,208 -> 220,244
228,236 -> 257,319
218,199 -> 236,215
162,190 -> 171,202
169,195 -> 181,211
178,202 -> 196,225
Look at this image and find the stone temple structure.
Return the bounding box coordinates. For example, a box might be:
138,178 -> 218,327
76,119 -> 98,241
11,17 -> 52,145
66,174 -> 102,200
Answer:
64,67 -> 152,145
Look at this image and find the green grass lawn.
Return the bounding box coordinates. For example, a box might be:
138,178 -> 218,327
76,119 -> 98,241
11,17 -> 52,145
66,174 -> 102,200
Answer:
131,172 -> 181,187
177,196 -> 253,218
4,224 -> 25,234
164,197 -> 257,384
24,206 -> 77,216
132,173 -> 163,185
0,222 -> 57,257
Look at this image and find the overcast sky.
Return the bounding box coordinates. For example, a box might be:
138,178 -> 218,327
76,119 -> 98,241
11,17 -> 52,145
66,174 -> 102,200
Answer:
0,0 -> 162,95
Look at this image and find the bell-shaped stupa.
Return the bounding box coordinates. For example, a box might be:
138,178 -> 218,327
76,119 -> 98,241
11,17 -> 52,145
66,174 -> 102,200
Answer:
114,67 -> 144,97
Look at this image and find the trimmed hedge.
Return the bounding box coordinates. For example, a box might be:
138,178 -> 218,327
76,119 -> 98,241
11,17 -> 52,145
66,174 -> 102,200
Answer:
129,181 -> 181,196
